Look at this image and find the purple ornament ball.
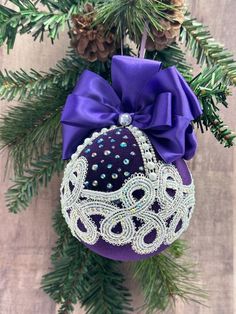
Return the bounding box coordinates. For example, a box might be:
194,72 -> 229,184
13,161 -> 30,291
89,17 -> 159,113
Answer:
61,126 -> 195,261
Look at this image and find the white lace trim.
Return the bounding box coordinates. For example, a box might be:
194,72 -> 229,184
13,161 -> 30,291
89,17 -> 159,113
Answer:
61,125 -> 195,255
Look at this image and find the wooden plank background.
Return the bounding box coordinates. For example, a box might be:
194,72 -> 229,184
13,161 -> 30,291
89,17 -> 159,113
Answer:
0,0 -> 235,313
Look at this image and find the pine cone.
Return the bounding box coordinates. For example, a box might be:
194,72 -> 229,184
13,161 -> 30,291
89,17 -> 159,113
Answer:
70,3 -> 116,62
146,2 -> 185,51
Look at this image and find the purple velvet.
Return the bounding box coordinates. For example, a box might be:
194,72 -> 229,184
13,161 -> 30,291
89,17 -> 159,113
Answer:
72,128 -> 192,261
61,55 -> 202,163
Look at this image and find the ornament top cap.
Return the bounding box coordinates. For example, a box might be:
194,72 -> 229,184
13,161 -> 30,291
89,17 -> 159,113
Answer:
61,55 -> 202,163
118,113 -> 132,127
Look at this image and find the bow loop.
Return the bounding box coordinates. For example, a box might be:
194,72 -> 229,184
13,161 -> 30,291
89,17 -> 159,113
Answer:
61,56 -> 202,163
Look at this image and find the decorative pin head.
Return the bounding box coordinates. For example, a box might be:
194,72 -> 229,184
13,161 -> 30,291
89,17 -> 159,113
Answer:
118,113 -> 132,127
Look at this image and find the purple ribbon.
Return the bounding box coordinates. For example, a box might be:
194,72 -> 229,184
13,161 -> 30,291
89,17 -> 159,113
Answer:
61,56 -> 202,163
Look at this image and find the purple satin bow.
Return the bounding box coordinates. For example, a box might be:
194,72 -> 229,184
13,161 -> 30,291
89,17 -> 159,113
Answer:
61,56 -> 202,163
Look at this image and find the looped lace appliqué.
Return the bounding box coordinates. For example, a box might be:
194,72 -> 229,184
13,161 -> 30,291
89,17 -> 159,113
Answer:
61,126 -> 195,255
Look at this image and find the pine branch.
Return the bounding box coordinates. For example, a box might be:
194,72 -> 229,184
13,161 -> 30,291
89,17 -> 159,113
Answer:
40,0 -> 84,13
133,241 -> 207,313
146,42 -> 194,82
191,67 -> 236,147
0,59 -> 112,173
6,144 -> 64,213
180,15 -> 236,86
0,0 -> 80,50
0,88 -> 66,172
42,209 -> 133,314
0,51 -> 87,101
96,0 -> 175,43
82,256 -> 133,314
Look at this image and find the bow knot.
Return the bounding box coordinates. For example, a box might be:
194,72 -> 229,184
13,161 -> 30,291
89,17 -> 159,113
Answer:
61,56 -> 202,163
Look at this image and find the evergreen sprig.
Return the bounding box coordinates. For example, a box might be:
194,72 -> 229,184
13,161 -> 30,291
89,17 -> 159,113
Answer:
191,67 -> 236,147
0,0 -> 79,50
0,51 -> 86,101
6,144 -> 65,213
133,242 -> 207,313
96,0 -> 175,42
42,209 -> 133,314
0,88 -> 66,172
181,15 -> 236,86
81,256 -> 133,314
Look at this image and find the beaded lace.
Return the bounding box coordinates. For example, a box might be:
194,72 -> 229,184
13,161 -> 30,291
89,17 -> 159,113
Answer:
61,125 -> 195,254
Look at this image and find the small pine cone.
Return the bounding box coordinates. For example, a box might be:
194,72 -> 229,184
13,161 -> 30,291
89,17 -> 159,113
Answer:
70,3 -> 116,62
146,7 -> 184,52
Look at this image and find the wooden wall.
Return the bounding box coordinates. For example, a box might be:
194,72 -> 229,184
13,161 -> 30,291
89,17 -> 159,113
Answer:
0,1 -> 235,313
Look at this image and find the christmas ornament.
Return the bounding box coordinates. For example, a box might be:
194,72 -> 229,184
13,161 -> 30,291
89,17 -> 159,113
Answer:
60,56 -> 202,261
146,1 -> 185,51
70,3 -> 116,62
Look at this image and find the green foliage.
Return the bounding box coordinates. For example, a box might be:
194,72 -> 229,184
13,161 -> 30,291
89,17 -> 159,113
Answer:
0,51 -> 86,101
191,67 -> 236,147
0,88 -> 65,172
133,241 -> 207,313
96,0 -> 174,42
81,256 -> 133,314
0,58 -> 113,172
40,0 -> 85,12
6,144 -> 64,213
181,15 -> 236,86
0,0 -> 80,51
42,209 -> 133,314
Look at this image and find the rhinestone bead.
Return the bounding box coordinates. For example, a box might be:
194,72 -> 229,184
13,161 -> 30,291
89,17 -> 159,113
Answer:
130,151 -> 136,156
120,142 -> 128,148
100,174 -> 106,179
107,164 -> 113,169
97,138 -> 104,144
92,180 -> 98,187
92,164 -> 98,171
110,139 -> 116,143
115,155 -> 120,159
123,159 -> 130,165
85,148 -> 91,154
92,152 -> 97,158
139,166 -> 144,171
112,173 -> 118,179
104,150 -> 111,156
124,172 -> 130,177
107,183 -> 113,189
99,144 -> 104,148
118,113 -> 132,126
149,172 -> 157,181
